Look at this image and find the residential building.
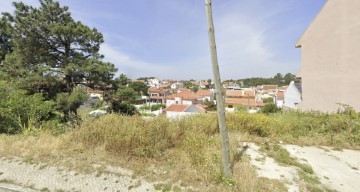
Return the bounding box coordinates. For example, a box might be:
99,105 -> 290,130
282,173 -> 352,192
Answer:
166,91 -> 202,106
284,81 -> 302,109
165,104 -> 206,119
147,78 -> 160,87
199,80 -> 209,89
170,82 -> 184,89
275,91 -> 285,108
225,90 -> 264,111
296,0 -> 360,112
196,89 -> 214,102
148,87 -> 170,104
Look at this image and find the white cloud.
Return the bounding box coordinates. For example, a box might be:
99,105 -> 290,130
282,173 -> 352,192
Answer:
210,1 -> 294,79
100,43 -> 174,79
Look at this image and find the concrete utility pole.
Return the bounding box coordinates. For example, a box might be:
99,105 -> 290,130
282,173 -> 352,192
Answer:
205,0 -> 232,178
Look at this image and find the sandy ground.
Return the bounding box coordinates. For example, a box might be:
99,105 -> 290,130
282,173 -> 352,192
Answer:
284,145 -> 360,192
245,143 -> 300,192
0,144 -> 359,192
245,143 -> 360,192
0,157 -> 156,192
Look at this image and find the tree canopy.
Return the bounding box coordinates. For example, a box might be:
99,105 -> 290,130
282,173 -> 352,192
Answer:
0,0 -> 119,129
0,0 -> 117,96
237,72 -> 298,87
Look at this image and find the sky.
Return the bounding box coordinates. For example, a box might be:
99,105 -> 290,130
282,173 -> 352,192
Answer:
0,0 -> 327,80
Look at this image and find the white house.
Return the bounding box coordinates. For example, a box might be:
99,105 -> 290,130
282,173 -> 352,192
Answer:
165,104 -> 206,119
170,82 -> 184,89
166,91 -> 201,107
147,78 -> 160,87
275,91 -> 285,108
284,81 -> 302,109
196,89 -> 214,102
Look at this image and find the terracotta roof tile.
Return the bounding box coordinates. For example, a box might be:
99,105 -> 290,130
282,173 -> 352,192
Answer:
226,90 -> 243,97
225,98 -> 264,107
276,91 -> 284,100
167,91 -> 201,100
196,90 -> 211,97
165,104 -> 189,112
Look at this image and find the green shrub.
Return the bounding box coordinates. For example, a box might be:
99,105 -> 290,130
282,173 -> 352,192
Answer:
110,100 -> 139,116
0,81 -> 54,134
261,103 -> 281,114
150,104 -> 165,111
227,112 -> 275,137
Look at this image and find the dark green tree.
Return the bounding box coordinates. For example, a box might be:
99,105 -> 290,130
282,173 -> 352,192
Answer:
284,73 -> 296,85
55,87 -> 88,122
128,81 -> 149,96
261,103 -> 281,114
273,73 -> 283,85
0,16 -> 13,63
115,87 -> 137,103
113,73 -> 130,91
0,0 -> 117,96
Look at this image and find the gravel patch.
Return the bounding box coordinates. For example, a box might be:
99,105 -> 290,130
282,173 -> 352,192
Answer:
284,145 -> 360,192
245,143 -> 360,192
244,142 -> 300,192
0,157 -> 155,192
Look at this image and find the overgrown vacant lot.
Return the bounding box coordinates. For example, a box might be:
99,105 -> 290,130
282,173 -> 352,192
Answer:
0,109 -> 359,191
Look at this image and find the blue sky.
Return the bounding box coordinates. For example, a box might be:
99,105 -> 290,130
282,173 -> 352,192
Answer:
0,0 -> 327,80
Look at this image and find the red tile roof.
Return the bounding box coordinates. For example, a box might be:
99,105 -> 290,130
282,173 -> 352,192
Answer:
196,90 -> 211,97
226,90 -> 255,97
226,90 -> 243,97
165,104 -> 189,112
276,91 -> 285,100
167,91 -> 201,100
225,98 -> 264,107
165,104 -> 207,113
262,85 -> 278,90
148,87 -> 169,94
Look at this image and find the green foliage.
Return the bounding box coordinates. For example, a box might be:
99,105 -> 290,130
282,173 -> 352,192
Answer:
262,97 -> 274,104
109,100 -> 138,116
0,0 -> 117,96
77,114 -> 218,158
139,105 -> 150,111
204,98 -> 217,111
0,16 -> 13,63
150,104 -> 165,111
55,87 -> 88,121
227,112 -> 275,137
128,81 -> 149,96
261,103 -> 281,114
115,87 -> 137,103
183,81 -> 199,92
237,72 -> 296,87
0,81 -> 54,133
113,74 -> 130,91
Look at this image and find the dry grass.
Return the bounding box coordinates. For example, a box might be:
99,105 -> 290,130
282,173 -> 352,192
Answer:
0,110 -> 359,191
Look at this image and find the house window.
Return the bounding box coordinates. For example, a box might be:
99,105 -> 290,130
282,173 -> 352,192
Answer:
176,101 -> 179,104
228,105 -> 233,108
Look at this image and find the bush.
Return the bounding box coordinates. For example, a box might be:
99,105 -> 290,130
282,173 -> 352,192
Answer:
262,97 -> 274,104
110,100 -> 139,116
0,81 -> 54,134
150,104 -> 165,111
261,103 -> 281,114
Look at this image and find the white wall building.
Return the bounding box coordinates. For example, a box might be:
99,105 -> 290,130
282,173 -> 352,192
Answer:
284,81 -> 302,109
165,104 -> 206,119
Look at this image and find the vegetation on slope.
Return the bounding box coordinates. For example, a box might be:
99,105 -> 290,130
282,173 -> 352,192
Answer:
0,106 -> 359,191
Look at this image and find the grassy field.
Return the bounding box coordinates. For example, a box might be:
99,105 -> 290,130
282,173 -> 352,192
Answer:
0,108 -> 359,191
